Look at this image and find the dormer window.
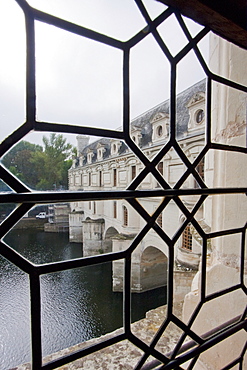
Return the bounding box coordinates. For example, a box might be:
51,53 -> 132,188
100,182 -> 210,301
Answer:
151,112 -> 169,143
79,155 -> 84,166
157,125 -> 163,137
97,144 -> 105,161
187,92 -> 205,131
195,109 -> 204,124
98,148 -> 103,159
131,126 -> 142,146
87,150 -> 94,164
111,140 -> 122,156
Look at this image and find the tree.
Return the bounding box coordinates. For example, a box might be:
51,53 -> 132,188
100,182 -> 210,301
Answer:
2,141 -> 43,188
2,134 -> 75,190
31,133 -> 73,190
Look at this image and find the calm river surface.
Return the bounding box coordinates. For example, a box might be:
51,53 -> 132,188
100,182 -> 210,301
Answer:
1,228 -> 166,370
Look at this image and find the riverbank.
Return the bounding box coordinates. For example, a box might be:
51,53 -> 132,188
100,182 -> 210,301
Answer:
12,217 -> 46,230
14,303 -> 184,370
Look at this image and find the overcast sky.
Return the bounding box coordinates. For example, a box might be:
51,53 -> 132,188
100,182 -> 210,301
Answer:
0,0 -> 208,148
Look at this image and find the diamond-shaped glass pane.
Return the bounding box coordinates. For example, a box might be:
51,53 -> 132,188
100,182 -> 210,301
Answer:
157,14 -> 189,57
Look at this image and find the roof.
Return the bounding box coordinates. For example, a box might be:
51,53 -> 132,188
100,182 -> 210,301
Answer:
75,79 -> 206,165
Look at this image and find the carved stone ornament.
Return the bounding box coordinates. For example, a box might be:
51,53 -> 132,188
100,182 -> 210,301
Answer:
215,120 -> 246,142
151,112 -> 167,123
187,92 -> 205,107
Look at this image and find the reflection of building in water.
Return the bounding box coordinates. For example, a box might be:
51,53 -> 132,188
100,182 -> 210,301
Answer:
69,79 -> 207,292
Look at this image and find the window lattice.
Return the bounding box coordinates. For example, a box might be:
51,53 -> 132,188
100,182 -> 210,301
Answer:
123,206 -> 128,227
0,1 -> 246,370
182,224 -> 192,251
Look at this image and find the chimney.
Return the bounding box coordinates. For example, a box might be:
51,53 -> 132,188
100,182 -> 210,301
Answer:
76,135 -> 90,156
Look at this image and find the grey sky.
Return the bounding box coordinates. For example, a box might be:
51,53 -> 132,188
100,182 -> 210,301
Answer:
0,0 -> 208,148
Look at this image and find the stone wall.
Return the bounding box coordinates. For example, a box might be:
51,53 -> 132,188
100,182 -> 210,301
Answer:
173,269 -> 197,302
44,223 -> 69,233
12,218 -> 46,230
82,218 -> 105,256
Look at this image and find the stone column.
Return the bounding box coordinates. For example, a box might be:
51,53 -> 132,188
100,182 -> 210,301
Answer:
82,219 -> 105,256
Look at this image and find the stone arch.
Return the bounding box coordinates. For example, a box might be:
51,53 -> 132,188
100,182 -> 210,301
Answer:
105,226 -> 119,239
139,246 -> 168,292
104,226 -> 119,253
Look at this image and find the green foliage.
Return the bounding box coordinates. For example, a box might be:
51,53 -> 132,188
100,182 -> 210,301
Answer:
2,141 -> 43,188
2,134 -> 75,190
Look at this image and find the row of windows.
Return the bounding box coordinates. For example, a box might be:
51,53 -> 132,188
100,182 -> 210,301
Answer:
88,201 -> 129,226
87,201 -> 166,230
88,200 -> 192,251
72,159 -> 204,189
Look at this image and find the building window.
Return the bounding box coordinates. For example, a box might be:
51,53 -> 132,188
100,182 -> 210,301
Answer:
97,149 -> 102,160
158,162 -> 163,175
88,172 -> 91,186
99,171 -> 102,187
113,168 -> 117,187
111,141 -> 121,155
195,109 -> 204,124
195,158 -> 204,188
182,224 -> 192,251
113,201 -> 117,218
157,125 -> 163,137
89,201 -> 91,210
93,201 -> 96,214
156,162 -> 164,188
131,165 -> 136,180
123,206 -> 128,226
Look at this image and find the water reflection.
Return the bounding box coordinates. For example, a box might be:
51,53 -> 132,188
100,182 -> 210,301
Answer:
1,229 -> 166,370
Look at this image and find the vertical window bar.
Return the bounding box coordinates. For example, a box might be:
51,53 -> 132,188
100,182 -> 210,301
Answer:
167,243 -> 174,316
170,63 -> 176,143
200,238 -> 208,302
124,256 -> 131,336
24,9 -> 36,123
206,77 -> 212,145
240,229 -> 246,286
30,272 -> 42,369
123,48 -> 130,138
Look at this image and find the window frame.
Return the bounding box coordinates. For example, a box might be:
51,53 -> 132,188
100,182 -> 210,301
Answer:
123,205 -> 128,226
0,2 -> 246,369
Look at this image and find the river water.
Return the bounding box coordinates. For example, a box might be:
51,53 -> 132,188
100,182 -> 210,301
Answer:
1,229 -> 166,370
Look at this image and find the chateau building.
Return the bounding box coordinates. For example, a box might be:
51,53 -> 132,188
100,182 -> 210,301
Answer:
68,79 -> 207,292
